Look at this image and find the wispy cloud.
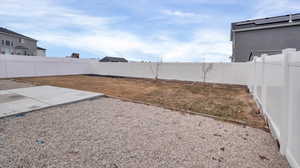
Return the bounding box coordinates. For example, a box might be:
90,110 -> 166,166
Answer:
161,30 -> 231,62
162,10 -> 206,18
0,0 -> 156,59
155,9 -> 210,24
0,0 -> 113,30
0,0 -> 233,62
253,0 -> 300,18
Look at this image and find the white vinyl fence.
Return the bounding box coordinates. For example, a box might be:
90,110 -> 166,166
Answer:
0,50 -> 299,167
248,48 -> 300,168
90,62 -> 251,85
1,55 -> 250,85
0,54 -> 94,78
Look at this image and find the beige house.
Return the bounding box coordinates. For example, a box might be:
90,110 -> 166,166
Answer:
0,27 -> 46,56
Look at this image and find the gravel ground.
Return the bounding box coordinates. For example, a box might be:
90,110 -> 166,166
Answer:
0,97 -> 288,168
0,79 -> 34,90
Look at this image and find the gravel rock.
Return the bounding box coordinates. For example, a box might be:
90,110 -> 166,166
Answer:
0,98 -> 288,168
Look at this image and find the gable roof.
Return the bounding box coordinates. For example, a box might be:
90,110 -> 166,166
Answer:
0,27 -> 37,41
100,56 -> 128,62
37,47 -> 46,50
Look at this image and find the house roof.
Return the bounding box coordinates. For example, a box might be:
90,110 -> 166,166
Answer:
100,56 -> 128,62
0,27 -> 37,41
231,13 -> 300,40
37,47 -> 46,50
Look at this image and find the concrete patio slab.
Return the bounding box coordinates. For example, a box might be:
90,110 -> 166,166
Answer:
0,98 -> 49,117
0,85 -> 104,118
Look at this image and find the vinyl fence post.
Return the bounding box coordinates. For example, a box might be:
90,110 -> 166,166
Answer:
280,48 -> 296,155
253,56 -> 258,97
261,54 -> 267,114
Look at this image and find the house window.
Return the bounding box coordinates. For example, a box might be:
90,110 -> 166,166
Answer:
19,38 -> 24,43
5,40 -> 10,46
11,41 -> 13,46
1,40 -> 4,45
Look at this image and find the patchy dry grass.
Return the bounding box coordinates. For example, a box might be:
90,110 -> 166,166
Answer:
14,75 -> 266,129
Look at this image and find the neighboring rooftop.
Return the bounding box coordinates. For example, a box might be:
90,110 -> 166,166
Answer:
231,13 -> 300,40
100,56 -> 128,62
232,13 -> 300,29
0,27 -> 37,41
37,47 -> 46,50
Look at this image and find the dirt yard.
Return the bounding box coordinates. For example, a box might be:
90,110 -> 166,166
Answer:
14,75 -> 265,129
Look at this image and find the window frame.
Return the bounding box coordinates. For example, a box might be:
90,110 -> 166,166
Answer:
5,40 -> 10,46
19,38 -> 24,43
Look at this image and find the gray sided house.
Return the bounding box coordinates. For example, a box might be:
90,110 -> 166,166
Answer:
231,13 -> 300,62
0,27 -> 46,56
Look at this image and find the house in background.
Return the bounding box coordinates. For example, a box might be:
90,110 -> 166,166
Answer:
231,13 -> 300,62
100,56 -> 128,62
0,27 -> 46,56
37,47 -> 46,57
66,53 -> 80,59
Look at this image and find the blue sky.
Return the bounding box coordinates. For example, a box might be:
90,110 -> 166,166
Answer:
1,0 -> 300,62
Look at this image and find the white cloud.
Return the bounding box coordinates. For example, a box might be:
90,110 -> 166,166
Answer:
0,0 -> 112,29
161,0 -> 240,5
162,9 -> 206,18
0,0 -> 152,58
150,9 -> 210,24
34,31 -> 159,56
0,0 -> 231,62
161,30 -> 231,62
254,0 -> 300,18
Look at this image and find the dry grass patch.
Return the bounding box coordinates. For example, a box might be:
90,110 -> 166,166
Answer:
14,75 -> 266,129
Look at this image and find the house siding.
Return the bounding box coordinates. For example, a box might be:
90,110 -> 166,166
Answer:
233,25 -> 300,62
37,49 -> 46,56
0,33 -> 37,56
